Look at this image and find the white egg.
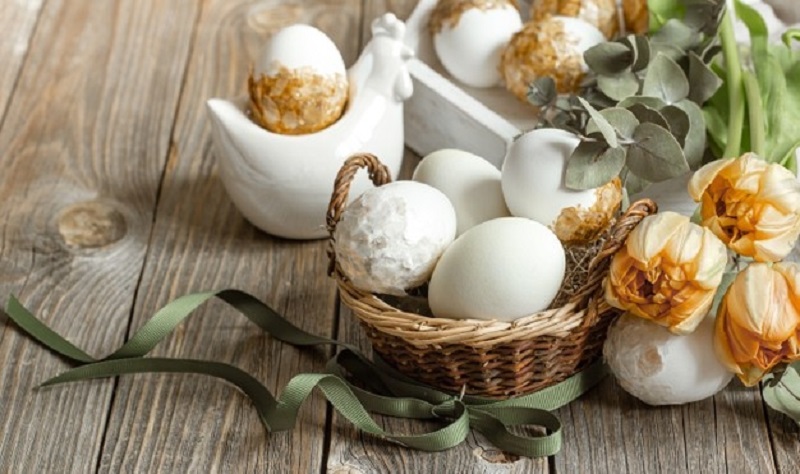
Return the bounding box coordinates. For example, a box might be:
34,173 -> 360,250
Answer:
428,217 -> 566,321
249,24 -> 348,135
501,128 -> 621,245
604,314 -> 734,406
412,149 -> 510,235
430,0 -> 523,88
333,181 -> 457,296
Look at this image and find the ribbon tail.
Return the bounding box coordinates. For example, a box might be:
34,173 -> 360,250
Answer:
110,289 -> 344,360
37,356 -> 472,452
469,406 -> 562,458
3,296 -> 96,364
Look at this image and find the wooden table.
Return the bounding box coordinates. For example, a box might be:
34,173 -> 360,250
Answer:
0,1 -> 798,472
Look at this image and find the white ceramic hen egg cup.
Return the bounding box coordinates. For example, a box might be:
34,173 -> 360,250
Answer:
207,14 -> 413,240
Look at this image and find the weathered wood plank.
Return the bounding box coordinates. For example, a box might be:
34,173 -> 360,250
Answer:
0,0 -> 199,472
555,357 -> 777,473
0,0 -> 44,123
95,1 -> 361,472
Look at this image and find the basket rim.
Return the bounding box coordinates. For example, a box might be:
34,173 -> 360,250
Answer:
326,153 -> 657,348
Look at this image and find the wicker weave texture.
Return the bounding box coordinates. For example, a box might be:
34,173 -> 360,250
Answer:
328,153 -> 657,399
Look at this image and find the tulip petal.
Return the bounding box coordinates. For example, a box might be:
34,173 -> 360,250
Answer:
693,228 -> 728,288
714,302 -> 744,374
689,157 -> 735,201
758,163 -> 800,214
627,212 -> 687,263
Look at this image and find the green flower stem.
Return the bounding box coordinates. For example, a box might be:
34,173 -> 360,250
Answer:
720,9 -> 745,158
742,70 -> 765,157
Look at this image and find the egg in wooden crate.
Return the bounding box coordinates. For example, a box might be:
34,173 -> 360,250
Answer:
428,0 -> 523,88
501,15 -> 605,99
530,0 -> 620,38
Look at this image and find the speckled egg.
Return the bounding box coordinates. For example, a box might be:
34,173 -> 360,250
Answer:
500,15 -> 604,99
530,0 -> 620,38
333,181 -> 457,296
248,24 -> 348,135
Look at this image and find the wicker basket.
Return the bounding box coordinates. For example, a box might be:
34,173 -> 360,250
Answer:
327,153 -> 657,399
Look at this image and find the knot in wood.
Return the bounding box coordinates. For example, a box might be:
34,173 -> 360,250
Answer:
57,200 -> 127,249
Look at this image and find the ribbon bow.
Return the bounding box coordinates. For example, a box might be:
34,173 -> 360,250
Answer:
2,289 -> 607,457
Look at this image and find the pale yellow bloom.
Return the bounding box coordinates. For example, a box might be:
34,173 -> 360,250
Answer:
714,262 -> 800,386
689,153 -> 800,262
605,212 -> 728,334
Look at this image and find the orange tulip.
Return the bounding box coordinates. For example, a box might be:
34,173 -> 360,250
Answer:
689,153 -> 800,263
714,262 -> 800,386
605,212 -> 728,334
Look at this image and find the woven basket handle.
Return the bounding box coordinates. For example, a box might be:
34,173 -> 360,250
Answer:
326,153 -> 393,274
569,199 -> 658,322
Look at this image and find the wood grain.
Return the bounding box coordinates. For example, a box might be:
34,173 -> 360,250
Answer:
0,0 -> 199,472
0,0 -> 44,124
94,1 -> 360,472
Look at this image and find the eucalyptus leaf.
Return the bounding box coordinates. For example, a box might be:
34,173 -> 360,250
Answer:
688,51 -> 723,104
578,97 -> 619,148
587,107 -> 639,139
650,18 -> 697,50
709,271 -> 737,317
585,42 -> 633,75
661,105 -> 690,146
565,142 -> 626,190
625,103 -> 670,129
673,99 -> 707,169
619,95 -> 668,110
598,71 -> 640,101
623,168 -> 651,194
643,53 -> 690,104
631,35 -> 652,72
763,362 -> 800,426
650,43 -> 685,62
527,77 -> 557,107
627,123 -> 689,182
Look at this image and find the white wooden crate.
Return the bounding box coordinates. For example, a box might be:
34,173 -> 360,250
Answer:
400,0 -> 798,168
402,0 -> 536,167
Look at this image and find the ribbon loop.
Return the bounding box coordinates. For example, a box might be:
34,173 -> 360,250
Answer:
1,289 -> 607,458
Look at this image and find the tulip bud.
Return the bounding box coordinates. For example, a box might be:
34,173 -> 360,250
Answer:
605,212 -> 728,334
714,262 -> 800,386
689,153 -> 800,263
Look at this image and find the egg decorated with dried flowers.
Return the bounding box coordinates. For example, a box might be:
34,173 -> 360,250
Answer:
500,15 -> 604,99
248,24 -> 348,135
501,128 -> 622,245
530,0 -> 620,39
429,0 -> 523,88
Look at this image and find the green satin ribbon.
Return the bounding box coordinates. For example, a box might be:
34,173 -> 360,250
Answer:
2,289 -> 607,457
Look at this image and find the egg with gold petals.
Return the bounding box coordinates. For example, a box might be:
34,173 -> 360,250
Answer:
248,24 -> 349,135
501,15 -> 604,99
530,0 -> 620,38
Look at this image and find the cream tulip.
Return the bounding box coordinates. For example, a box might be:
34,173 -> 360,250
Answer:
714,262 -> 800,386
605,212 -> 728,334
689,153 -> 800,263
